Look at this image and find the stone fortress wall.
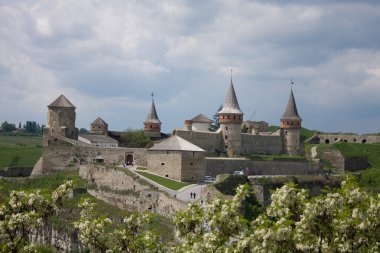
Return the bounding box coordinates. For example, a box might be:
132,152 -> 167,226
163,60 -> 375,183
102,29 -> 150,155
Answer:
32,138 -> 147,176
204,157 -> 322,178
174,129 -> 223,156
79,164 -> 187,216
308,134 -> 380,144
241,133 -> 283,155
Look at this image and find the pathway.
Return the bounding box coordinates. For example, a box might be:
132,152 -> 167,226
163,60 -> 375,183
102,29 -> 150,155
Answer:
125,165 -> 206,203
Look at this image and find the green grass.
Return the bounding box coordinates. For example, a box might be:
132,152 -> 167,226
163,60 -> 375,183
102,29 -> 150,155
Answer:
317,143 -> 380,169
0,134 -> 42,168
247,154 -> 305,161
135,171 -> 190,190
0,169 -> 175,241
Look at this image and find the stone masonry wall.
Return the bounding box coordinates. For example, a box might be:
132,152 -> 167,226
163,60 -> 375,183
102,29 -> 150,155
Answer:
316,134 -> 380,144
147,151 -> 182,181
35,144 -> 147,175
79,165 -> 187,216
241,134 -> 283,155
175,129 -> 223,156
204,158 -> 322,178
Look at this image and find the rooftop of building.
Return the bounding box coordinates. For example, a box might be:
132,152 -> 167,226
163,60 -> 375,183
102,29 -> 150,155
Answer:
48,95 -> 76,109
149,135 -> 205,152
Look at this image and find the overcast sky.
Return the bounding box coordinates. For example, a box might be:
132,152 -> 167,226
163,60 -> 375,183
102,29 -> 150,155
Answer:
1,0 -> 379,134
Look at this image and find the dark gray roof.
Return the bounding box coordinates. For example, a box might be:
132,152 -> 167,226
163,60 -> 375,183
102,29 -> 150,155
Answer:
48,95 -> 76,108
149,135 -> 205,152
144,100 -> 161,124
281,88 -> 302,121
91,117 -> 108,126
191,114 -> 212,123
79,134 -> 118,143
218,80 -> 243,115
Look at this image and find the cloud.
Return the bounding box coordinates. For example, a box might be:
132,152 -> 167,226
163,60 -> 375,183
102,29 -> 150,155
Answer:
0,0 -> 379,134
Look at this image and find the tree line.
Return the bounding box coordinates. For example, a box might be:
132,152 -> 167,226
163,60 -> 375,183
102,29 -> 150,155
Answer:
1,121 -> 45,135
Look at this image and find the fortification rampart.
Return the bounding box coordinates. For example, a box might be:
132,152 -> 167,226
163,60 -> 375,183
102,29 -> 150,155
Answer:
204,158 -> 322,178
309,134 -> 380,144
79,165 -> 187,216
174,129 -> 223,156
33,142 -> 147,176
321,149 -> 368,172
241,134 -> 283,155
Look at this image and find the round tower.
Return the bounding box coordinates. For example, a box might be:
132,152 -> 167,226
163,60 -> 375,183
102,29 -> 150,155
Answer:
143,95 -> 161,138
280,87 -> 303,156
44,95 -> 78,146
218,79 -> 244,157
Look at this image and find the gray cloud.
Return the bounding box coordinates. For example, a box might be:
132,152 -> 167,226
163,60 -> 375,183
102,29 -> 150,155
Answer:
0,0 -> 379,134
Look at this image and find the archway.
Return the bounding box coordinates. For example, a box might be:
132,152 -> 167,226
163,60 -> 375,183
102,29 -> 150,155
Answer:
325,139 -> 330,144
125,154 -> 134,165
362,139 -> 367,144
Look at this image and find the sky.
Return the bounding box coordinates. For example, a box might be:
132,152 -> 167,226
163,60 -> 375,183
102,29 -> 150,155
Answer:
0,0 -> 379,134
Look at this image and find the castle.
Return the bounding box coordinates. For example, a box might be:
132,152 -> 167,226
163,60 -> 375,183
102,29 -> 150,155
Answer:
34,79 -> 322,181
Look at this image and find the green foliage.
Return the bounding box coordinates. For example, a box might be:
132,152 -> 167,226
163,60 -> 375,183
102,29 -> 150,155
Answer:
1,121 -> 16,132
79,128 -> 88,134
135,171 -> 190,190
209,104 -> 223,132
359,168 -> 380,190
120,129 -> 153,148
0,181 -> 73,252
0,134 -> 42,169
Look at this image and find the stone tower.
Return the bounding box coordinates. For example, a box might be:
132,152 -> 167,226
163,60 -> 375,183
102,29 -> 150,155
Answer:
43,95 -> 78,146
143,98 -> 161,138
218,79 -> 244,157
280,88 -> 303,156
90,117 -> 108,135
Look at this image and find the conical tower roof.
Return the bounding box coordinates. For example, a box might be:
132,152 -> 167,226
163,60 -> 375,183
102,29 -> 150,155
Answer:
281,88 -> 301,121
219,80 -> 243,115
144,100 -> 161,124
48,95 -> 76,108
91,117 -> 108,126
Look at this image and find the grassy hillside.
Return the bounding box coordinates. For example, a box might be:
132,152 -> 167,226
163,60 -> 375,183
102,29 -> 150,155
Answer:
0,169 -> 174,242
316,142 -> 380,169
0,134 -> 42,168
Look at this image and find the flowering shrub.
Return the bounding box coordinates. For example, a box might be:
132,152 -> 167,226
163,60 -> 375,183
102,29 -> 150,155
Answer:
0,181 -> 73,253
74,198 -> 164,253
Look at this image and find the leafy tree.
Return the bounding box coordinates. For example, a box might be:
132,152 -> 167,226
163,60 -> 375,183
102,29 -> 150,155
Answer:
79,128 -> 89,134
120,129 -> 153,148
0,181 -> 73,253
209,104 -> 223,132
1,121 -> 16,132
25,121 -> 37,134
74,198 -> 164,253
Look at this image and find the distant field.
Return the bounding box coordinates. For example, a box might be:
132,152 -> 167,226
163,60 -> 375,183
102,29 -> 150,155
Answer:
0,134 -> 42,168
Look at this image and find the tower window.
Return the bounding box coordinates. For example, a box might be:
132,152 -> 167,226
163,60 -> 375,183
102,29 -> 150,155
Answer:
225,135 -> 228,139
225,127 -> 228,130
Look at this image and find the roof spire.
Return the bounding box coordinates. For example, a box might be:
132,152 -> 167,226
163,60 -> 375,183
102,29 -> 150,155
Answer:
218,75 -> 243,115
144,93 -> 161,124
281,85 -> 301,121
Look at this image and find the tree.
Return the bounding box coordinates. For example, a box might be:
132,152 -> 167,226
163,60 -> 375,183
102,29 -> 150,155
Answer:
1,121 -> 16,132
0,181 -> 73,253
74,198 -> 164,253
209,104 -> 223,132
120,129 -> 153,148
79,128 -> 89,134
